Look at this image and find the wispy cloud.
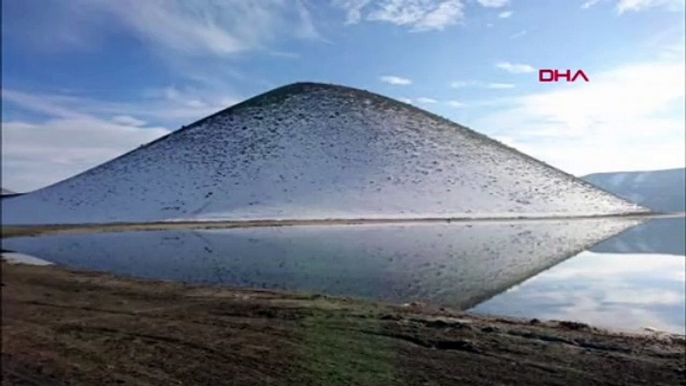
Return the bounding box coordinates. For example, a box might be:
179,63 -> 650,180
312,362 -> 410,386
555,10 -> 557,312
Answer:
7,0 -> 324,56
2,89 -> 173,191
450,81 -> 470,88
446,100 -> 465,108
581,0 -> 601,9
141,86 -> 240,117
416,97 -> 438,103
332,0 -> 373,24
396,97 -> 463,106
112,115 -> 146,126
498,10 -> 513,18
616,0 -> 684,14
449,80 -> 516,89
380,75 -> 413,85
1,84 -> 246,191
476,0 -> 509,7
496,62 -> 536,74
659,42 -> 686,60
510,30 -> 527,39
579,0 -> 683,13
294,0 -> 324,40
486,83 -> 516,89
268,50 -> 302,59
335,0 -> 466,31
368,0 -> 465,31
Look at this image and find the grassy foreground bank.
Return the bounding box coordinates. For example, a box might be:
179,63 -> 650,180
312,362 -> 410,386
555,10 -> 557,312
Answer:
2,261 -> 684,385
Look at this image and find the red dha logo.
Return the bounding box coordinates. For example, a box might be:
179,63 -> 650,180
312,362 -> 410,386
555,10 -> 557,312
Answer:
539,69 -> 589,82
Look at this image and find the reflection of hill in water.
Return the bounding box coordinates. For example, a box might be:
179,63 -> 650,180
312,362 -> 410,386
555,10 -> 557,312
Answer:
3,218 -> 639,309
591,218 -> 685,256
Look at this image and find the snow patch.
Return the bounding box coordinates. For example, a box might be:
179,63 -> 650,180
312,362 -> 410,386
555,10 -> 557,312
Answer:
2,252 -> 54,266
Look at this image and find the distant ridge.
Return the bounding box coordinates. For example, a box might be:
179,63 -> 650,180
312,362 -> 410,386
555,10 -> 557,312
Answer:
3,82 -> 646,225
584,168 -> 685,213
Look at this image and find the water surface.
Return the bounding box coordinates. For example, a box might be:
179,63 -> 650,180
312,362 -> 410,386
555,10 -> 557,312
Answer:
4,217 -> 683,332
471,218 -> 685,333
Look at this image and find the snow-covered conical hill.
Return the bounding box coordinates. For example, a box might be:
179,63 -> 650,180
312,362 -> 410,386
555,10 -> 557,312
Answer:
2,82 -> 646,225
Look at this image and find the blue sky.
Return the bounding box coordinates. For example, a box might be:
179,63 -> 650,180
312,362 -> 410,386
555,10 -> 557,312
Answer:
2,0 -> 685,192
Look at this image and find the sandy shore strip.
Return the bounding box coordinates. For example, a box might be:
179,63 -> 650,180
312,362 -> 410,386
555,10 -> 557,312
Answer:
3,211 -> 684,239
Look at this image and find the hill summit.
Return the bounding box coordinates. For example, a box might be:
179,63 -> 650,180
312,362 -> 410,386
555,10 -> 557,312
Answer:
2,82 -> 645,224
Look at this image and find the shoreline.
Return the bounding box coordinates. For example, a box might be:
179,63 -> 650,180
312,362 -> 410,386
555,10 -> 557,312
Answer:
2,261 -> 684,385
3,211 -> 683,239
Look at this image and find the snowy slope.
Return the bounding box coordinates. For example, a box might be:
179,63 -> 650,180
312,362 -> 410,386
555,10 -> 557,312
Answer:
2,82 -> 646,225
583,168 -> 685,213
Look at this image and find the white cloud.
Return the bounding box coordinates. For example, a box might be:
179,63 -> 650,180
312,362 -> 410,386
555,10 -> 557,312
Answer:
294,0 -> 323,40
498,10 -> 513,18
496,62 -> 536,74
476,0 -> 509,7
332,0 -> 372,24
398,97 -> 414,104
470,59 -> 686,175
112,115 -> 146,126
519,62 -> 683,136
1,87 -> 245,191
1,90 -> 171,191
581,0 -> 601,9
450,81 -> 469,88
486,83 -> 516,89
8,0 -> 323,56
449,80 -> 515,89
509,30 -> 527,39
269,50 -> 301,59
416,97 -> 438,103
616,0 -> 684,13
446,100 -> 465,108
541,252 -> 685,280
336,0 -> 465,31
659,43 -> 686,61
159,86 -> 214,110
137,86 -> 242,121
412,0 -> 465,30
474,251 -> 686,333
380,75 -> 413,85
2,120 -> 169,193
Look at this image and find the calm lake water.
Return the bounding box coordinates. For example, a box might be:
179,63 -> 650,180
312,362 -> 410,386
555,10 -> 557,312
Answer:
472,218 -> 685,334
3,217 -> 684,333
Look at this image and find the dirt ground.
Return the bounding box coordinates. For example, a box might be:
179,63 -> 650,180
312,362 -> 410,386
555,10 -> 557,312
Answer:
2,261 -> 684,386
